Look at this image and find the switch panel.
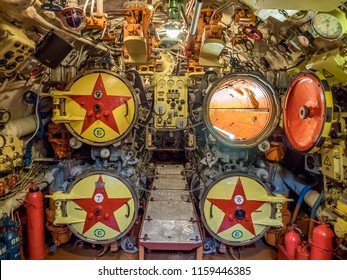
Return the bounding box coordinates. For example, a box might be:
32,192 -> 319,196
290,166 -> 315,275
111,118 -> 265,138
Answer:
154,76 -> 188,129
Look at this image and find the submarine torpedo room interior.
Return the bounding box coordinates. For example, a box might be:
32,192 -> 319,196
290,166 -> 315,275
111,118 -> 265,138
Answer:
0,0 -> 346,260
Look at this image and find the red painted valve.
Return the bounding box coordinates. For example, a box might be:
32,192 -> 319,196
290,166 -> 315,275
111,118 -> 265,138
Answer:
242,26 -> 263,40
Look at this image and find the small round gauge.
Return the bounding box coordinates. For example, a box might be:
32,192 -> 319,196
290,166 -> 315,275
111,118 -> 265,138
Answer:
298,35 -> 310,47
158,79 -> 166,87
312,10 -> 347,40
0,110 -> 11,124
100,147 -> 111,159
0,134 -> 6,148
167,79 -> 174,87
176,79 -> 184,88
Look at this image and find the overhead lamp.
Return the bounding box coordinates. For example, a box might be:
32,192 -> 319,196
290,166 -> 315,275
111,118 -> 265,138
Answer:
164,22 -> 181,39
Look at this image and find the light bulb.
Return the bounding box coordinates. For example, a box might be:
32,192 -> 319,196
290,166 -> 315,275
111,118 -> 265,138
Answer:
166,28 -> 180,39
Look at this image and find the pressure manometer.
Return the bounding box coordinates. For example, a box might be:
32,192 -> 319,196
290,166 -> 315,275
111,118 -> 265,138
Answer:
312,9 -> 347,40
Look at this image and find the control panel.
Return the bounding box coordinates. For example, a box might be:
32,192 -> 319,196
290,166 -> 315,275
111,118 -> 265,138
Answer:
154,76 -> 188,129
0,133 -> 23,197
0,19 -> 35,77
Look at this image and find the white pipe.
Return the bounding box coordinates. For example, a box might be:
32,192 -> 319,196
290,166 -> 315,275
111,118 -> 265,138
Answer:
304,190 -> 321,208
90,0 -> 95,21
0,167 -> 58,217
2,114 -> 50,138
190,0 -> 203,36
96,0 -> 103,14
83,0 -> 90,16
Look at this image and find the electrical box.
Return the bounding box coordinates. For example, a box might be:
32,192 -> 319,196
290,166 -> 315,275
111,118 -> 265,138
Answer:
0,19 -> 35,77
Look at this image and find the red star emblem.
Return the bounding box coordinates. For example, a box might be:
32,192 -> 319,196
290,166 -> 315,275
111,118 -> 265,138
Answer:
72,175 -> 132,234
207,177 -> 265,236
66,74 -> 132,134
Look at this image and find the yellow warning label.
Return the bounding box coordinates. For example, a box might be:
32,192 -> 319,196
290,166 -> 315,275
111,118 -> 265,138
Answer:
322,68 -> 334,79
324,155 -> 332,166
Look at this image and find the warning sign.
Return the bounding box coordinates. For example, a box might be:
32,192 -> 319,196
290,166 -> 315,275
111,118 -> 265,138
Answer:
322,68 -> 334,79
324,155 -> 332,166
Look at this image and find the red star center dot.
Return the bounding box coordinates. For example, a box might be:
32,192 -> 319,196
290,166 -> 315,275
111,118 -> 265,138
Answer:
207,177 -> 265,236
66,74 -> 132,134
72,175 -> 132,234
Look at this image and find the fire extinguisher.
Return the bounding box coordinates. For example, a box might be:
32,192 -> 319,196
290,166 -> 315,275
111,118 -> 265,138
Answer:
0,214 -> 21,260
310,223 -> 335,260
296,242 -> 310,260
26,184 -> 45,260
284,227 -> 302,259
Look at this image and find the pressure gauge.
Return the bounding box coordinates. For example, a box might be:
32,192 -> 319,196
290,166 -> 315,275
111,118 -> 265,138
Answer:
312,9 -> 347,40
0,110 -> 10,124
297,31 -> 315,47
0,134 -> 6,148
297,35 -> 310,47
100,147 -> 111,159
167,79 -> 174,87
158,79 -> 166,87
176,79 -> 184,88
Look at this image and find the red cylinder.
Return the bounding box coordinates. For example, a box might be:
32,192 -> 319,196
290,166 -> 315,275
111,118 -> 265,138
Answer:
295,243 -> 310,260
26,185 -> 45,260
310,224 -> 334,260
284,230 -> 301,258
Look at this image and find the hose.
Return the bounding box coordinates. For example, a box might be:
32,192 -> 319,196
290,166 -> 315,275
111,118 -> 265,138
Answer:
291,185 -> 313,224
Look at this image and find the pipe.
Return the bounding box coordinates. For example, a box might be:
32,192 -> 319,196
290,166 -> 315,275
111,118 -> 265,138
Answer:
90,0 -> 95,21
0,0 -> 35,7
21,6 -> 111,53
180,4 -> 189,28
189,0 -> 202,36
303,190 -> 321,209
2,114 -> 50,138
83,0 -> 90,16
291,185 -> 313,224
96,0 -> 103,14
0,167 -> 58,217
185,0 -> 195,19
308,191 -> 324,239
274,166 -> 321,207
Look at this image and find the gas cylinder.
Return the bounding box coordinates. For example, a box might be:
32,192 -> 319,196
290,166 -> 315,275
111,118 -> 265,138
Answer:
284,228 -> 301,258
295,242 -> 310,260
0,214 -> 21,259
26,184 -> 45,260
310,223 -> 334,260
0,241 -> 8,260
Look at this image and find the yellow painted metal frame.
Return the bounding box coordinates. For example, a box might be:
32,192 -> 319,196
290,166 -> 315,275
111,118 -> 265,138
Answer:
200,173 -> 288,246
46,170 -> 138,244
51,70 -> 138,146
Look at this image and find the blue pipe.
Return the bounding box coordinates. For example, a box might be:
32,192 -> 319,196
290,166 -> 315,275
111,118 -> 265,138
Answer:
297,185 -> 313,207
310,191 -> 324,220
291,185 -> 313,224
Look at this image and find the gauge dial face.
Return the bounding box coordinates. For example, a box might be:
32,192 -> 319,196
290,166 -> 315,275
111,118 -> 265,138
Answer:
298,35 -> 310,47
0,134 -> 6,148
100,148 -> 111,158
167,79 -> 174,87
1,111 -> 10,123
312,13 -> 343,40
158,79 -> 166,87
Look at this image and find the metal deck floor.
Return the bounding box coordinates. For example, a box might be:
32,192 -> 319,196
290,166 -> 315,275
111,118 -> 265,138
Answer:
138,164 -> 203,259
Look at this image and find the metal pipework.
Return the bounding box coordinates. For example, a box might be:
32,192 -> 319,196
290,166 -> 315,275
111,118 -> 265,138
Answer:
189,0 -> 203,36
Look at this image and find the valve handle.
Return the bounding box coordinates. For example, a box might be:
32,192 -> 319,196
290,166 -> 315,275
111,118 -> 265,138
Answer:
242,26 -> 263,40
